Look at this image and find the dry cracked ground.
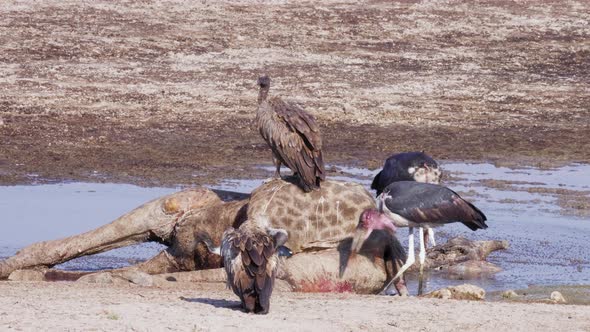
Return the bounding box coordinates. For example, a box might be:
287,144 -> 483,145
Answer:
0,0 -> 589,187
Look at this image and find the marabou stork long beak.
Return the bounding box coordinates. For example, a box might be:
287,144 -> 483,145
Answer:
351,226 -> 374,254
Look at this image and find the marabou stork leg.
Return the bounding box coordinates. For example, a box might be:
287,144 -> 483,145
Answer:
423,227 -> 436,248
418,227 -> 426,295
381,227 -> 415,293
427,227 -> 436,247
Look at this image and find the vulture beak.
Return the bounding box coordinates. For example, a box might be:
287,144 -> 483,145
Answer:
202,238 -> 221,256
351,226 -> 373,254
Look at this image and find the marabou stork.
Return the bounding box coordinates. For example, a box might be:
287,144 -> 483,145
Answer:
352,181 -> 487,294
371,151 -> 442,247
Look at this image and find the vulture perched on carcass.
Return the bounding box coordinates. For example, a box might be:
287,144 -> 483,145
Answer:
256,75 -> 325,192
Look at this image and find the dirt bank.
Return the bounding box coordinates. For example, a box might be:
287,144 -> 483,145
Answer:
0,0 -> 589,186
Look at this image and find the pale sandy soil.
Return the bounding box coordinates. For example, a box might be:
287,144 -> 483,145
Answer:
1,282 -> 589,332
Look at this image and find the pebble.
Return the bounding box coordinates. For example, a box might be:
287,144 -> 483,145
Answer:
424,284 -> 486,301
8,269 -> 45,281
502,290 -> 519,299
551,291 -> 566,303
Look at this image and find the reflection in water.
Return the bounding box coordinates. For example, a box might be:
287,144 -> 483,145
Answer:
0,162 -> 589,294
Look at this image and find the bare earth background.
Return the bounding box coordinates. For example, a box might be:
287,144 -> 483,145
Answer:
1,0 -> 590,330
0,0 -> 589,186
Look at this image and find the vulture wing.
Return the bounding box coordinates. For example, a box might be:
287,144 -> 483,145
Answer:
264,97 -> 325,191
221,226 -> 278,314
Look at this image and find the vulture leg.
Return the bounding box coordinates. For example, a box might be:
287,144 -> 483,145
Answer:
382,227 -> 415,293
272,155 -> 282,178
418,227 -> 426,296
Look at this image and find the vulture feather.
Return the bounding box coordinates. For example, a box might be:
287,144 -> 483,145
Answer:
221,215 -> 288,314
256,75 -> 325,192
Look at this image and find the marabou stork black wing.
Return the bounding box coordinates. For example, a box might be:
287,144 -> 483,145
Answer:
372,152 -> 439,195
221,227 -> 277,314
371,157 -> 406,195
383,181 -> 487,230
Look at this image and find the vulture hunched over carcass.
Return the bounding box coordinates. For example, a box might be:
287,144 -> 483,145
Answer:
221,215 -> 288,314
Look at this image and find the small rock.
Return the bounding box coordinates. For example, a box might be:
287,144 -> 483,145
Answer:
116,270 -> 153,287
502,290 -> 518,299
77,272 -> 114,284
426,284 -> 486,300
0,117 -> 4,126
8,269 -> 46,281
448,284 -> 486,300
550,291 -> 566,303
424,288 -> 452,299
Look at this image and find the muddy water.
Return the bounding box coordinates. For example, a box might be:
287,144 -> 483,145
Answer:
0,183 -> 176,270
217,163 -> 590,294
1,163 -> 589,295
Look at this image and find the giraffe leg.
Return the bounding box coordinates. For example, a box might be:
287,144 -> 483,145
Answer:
381,227 -> 414,293
418,227 -> 426,295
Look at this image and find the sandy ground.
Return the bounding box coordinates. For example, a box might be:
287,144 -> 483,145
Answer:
0,282 -> 589,332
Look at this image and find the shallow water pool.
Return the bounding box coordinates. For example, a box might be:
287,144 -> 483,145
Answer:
1,162 -> 589,295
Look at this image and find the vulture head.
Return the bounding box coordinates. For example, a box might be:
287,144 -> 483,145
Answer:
257,75 -> 271,88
